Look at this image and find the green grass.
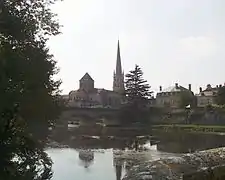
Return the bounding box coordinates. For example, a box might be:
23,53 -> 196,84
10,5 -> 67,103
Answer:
153,124 -> 225,129
152,124 -> 225,134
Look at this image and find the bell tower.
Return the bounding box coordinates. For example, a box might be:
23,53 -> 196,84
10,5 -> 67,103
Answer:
113,40 -> 125,94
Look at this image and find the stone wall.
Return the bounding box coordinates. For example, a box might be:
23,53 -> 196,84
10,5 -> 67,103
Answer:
58,106 -> 225,126
151,107 -> 225,125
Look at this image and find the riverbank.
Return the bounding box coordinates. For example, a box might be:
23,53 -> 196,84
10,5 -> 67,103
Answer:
47,126 -> 225,179
122,147 -> 225,180
152,124 -> 225,134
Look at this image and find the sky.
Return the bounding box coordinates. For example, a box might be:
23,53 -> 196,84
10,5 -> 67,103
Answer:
48,0 -> 225,95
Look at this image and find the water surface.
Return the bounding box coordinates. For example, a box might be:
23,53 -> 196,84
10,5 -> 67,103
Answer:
48,148 -> 122,180
48,127 -> 225,180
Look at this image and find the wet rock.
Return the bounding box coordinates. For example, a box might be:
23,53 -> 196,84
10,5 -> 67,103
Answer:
122,147 -> 225,180
79,150 -> 94,161
123,160 -> 177,180
92,149 -> 105,153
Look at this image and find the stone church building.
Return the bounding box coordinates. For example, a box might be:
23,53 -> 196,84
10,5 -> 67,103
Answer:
67,41 -> 125,108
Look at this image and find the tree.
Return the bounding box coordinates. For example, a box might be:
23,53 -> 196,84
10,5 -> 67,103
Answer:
121,64 -> 153,123
125,65 -> 152,106
179,91 -> 196,108
0,0 -> 62,179
215,86 -> 225,106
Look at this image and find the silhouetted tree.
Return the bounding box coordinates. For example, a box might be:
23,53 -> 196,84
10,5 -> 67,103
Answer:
0,0 -> 62,179
121,65 -> 153,124
215,86 -> 225,105
179,91 -> 196,108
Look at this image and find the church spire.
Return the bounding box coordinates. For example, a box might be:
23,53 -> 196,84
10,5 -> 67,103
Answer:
113,40 -> 125,94
116,40 -> 122,74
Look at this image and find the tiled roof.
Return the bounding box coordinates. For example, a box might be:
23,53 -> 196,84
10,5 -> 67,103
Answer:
69,88 -> 117,95
96,88 -> 117,94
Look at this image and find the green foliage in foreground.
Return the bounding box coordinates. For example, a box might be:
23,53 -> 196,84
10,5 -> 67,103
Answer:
0,0 -> 62,179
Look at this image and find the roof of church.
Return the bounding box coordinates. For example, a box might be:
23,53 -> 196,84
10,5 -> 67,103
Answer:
80,73 -> 94,81
69,88 -> 118,95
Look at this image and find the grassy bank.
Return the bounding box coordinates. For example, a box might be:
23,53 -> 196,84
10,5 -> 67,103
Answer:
152,124 -> 225,134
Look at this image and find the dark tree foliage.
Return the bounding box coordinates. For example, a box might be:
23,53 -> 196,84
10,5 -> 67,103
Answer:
215,86 -> 225,106
121,65 -> 153,124
179,91 -> 196,109
0,0 -> 62,179
125,65 -> 152,106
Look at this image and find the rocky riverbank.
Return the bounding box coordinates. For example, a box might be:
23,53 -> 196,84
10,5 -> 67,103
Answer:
45,140 -> 69,149
121,147 -> 225,180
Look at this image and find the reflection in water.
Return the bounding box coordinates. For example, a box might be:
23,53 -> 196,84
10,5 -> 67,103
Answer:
78,150 -> 94,169
113,152 -> 125,180
78,158 -> 94,169
48,126 -> 225,180
115,165 -> 122,180
79,150 -> 94,161
48,148 -> 127,180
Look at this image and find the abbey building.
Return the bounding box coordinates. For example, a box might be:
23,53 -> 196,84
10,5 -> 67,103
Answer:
67,40 -> 125,108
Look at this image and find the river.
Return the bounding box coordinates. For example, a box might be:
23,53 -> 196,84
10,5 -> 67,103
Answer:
47,148 -> 122,180
47,127 -> 225,180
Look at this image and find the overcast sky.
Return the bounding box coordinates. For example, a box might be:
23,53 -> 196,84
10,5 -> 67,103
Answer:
48,0 -> 225,95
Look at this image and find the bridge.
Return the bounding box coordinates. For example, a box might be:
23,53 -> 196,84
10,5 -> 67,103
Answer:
58,107 -> 121,126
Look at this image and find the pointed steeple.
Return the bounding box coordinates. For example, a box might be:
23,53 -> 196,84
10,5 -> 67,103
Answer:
116,40 -> 122,74
113,40 -> 125,94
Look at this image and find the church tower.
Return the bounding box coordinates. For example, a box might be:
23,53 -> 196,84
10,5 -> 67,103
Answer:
113,40 -> 125,94
79,73 -> 94,92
